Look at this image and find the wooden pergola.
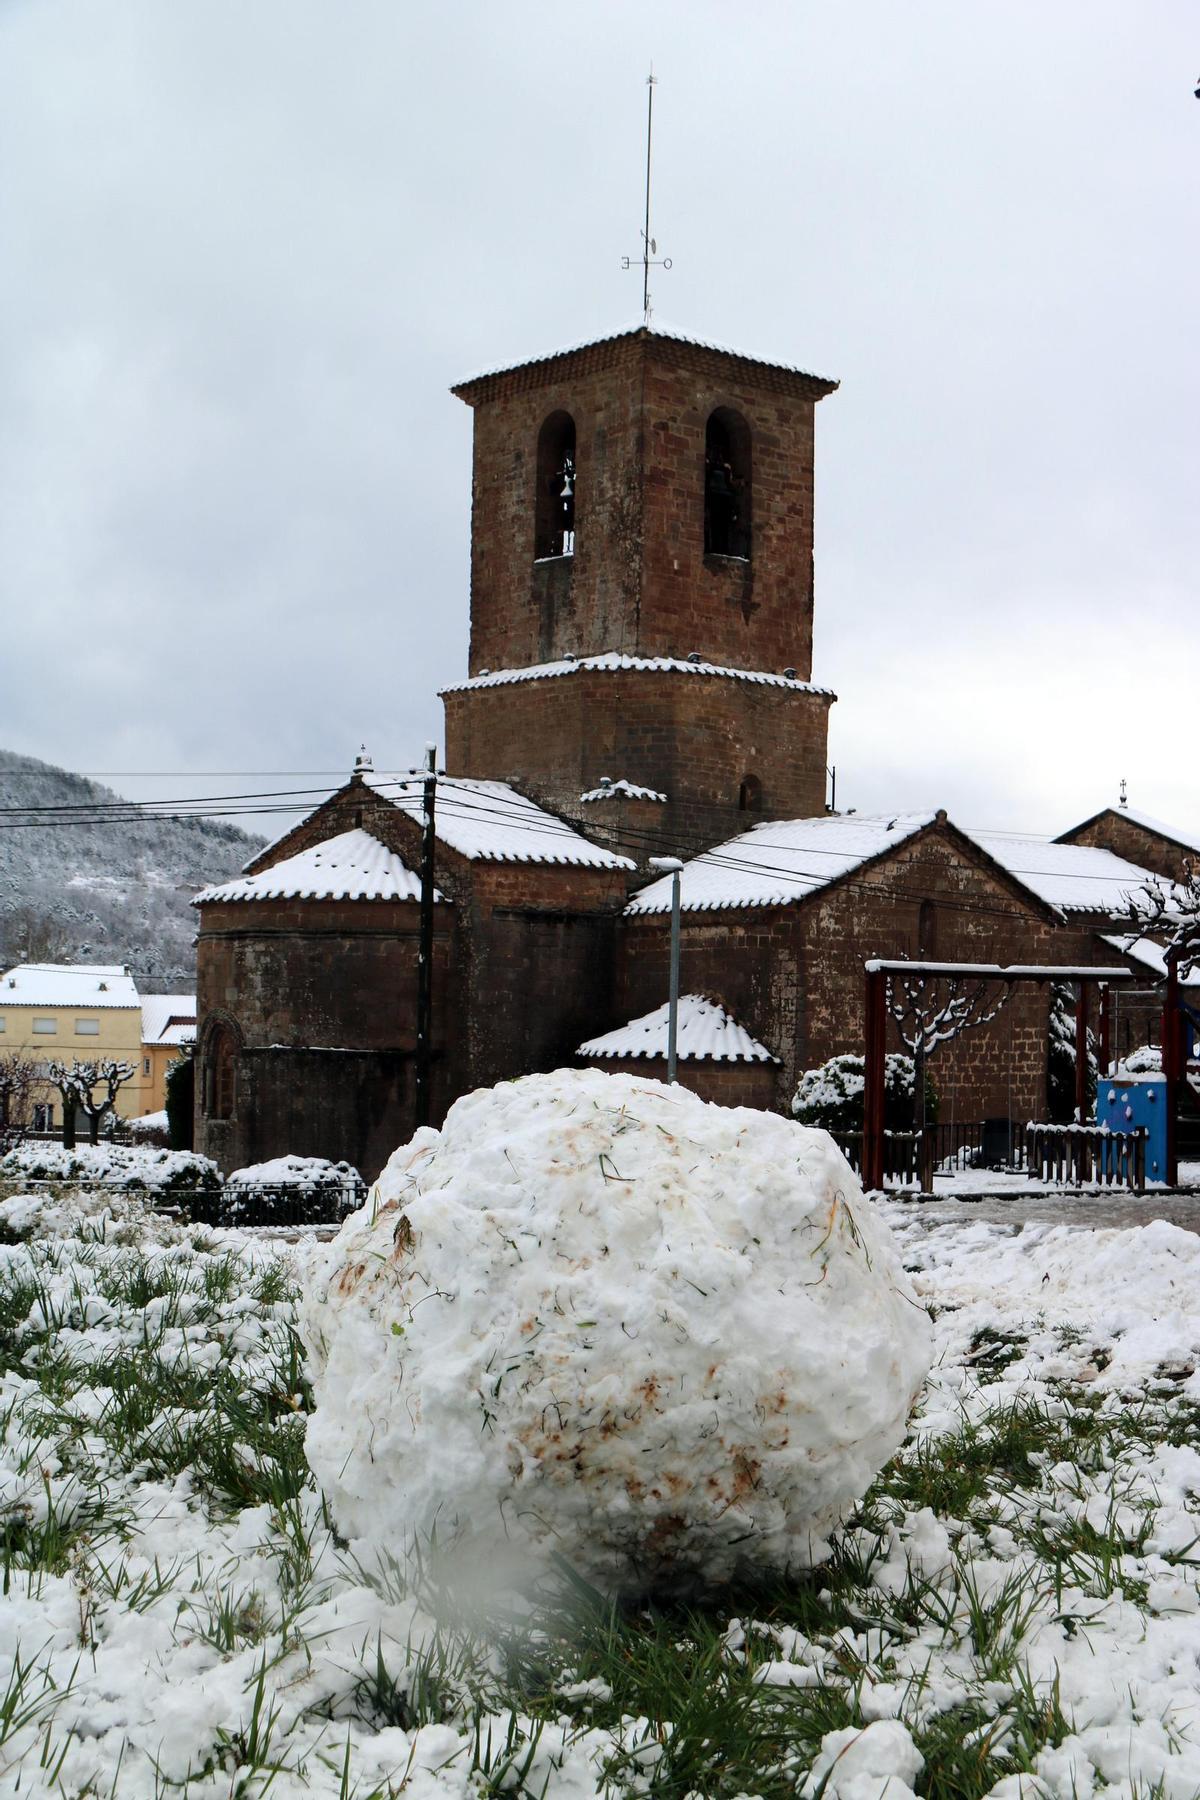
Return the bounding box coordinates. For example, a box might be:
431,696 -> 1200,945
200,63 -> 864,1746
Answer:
861,959 -> 1180,1192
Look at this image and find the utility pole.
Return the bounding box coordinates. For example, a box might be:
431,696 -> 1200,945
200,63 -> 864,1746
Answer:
648,856 -> 683,1082
414,743 -> 437,1130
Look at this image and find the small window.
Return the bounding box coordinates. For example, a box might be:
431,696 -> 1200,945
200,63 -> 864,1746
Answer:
738,774 -> 762,813
32,1018 -> 57,1035
33,1103 -> 54,1132
704,408 -> 752,559
534,411 -> 576,559
0,1017 -> 6,1033
918,899 -> 937,957
75,1018 -> 100,1036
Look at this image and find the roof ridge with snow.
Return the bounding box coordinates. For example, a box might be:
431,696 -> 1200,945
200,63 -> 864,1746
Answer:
193,828 -> 436,906
452,320 -> 837,394
365,774 -> 635,870
441,651 -> 834,698
625,812 -> 939,916
0,963 -> 141,1007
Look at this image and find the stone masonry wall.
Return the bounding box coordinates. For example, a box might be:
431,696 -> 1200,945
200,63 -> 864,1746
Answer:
443,669 -> 831,856
1060,810 -> 1195,883
453,330 -> 835,679
616,825 -> 1065,1124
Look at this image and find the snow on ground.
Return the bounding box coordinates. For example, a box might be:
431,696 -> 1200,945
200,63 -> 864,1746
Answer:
3,1150 -> 1200,1795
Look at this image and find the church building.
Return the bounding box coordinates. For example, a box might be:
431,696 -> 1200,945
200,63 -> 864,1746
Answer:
193,322 -> 1171,1178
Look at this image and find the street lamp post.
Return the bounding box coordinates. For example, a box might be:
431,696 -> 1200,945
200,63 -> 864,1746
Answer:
648,856 -> 684,1083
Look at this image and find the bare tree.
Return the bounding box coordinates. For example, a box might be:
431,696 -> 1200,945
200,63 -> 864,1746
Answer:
0,1052 -> 39,1152
46,1059 -> 136,1147
886,972 -> 1010,1181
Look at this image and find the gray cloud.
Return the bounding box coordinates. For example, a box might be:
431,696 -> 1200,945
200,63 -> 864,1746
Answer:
1,0 -> 1196,840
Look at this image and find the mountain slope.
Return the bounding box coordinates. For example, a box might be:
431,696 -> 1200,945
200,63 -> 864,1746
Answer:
0,752 -> 265,989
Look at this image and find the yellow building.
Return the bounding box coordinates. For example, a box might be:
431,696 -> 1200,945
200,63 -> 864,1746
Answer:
0,964 -> 149,1130
139,995 -> 197,1116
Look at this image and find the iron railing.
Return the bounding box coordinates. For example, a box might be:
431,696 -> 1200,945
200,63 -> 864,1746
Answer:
184,1181 -> 366,1229
1025,1124 -> 1147,1193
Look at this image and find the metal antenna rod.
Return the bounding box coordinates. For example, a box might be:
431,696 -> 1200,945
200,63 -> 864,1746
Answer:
622,68 -> 670,319
642,68 -> 656,321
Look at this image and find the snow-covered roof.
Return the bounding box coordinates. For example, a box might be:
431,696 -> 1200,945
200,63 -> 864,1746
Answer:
625,814 -> 938,915
365,774 -> 634,869
578,995 -> 779,1063
964,832 -> 1164,917
580,779 -> 667,805
140,994 -> 197,1046
1100,934 -> 1200,989
1062,806 -> 1200,860
442,651 -> 834,699
194,829 -> 437,905
453,319 -> 838,394
0,963 -> 139,1008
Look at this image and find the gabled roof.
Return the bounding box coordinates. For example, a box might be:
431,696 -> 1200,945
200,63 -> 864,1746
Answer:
194,829 -> 437,906
441,651 -> 834,699
365,774 -> 634,870
140,995 -> 197,1046
1057,805 -> 1200,861
962,832 -> 1165,917
625,813 -> 940,915
0,964 -> 139,1008
578,995 -> 779,1064
452,319 -> 838,399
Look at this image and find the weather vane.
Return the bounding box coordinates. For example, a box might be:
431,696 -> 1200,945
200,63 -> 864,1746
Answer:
622,68 -> 671,323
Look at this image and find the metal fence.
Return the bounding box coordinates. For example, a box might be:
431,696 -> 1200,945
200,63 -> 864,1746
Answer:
0,1176 -> 366,1229
832,1119 -> 1149,1194
1025,1124 -> 1147,1193
179,1181 -> 366,1229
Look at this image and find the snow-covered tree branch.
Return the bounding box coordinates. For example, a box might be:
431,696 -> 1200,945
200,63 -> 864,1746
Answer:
45,1058 -> 137,1147
1126,862 -> 1200,981
885,972 -> 1009,1134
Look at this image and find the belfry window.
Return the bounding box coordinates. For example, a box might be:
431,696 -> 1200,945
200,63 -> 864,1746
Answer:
704,408 -> 751,559
535,411 -> 576,559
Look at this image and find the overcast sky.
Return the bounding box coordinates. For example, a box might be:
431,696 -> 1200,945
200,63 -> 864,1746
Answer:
2,0 -> 1196,843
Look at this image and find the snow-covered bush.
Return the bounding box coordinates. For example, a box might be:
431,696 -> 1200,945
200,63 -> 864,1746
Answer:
127,1110 -> 171,1147
303,1069 -> 932,1597
1047,981 -> 1097,1123
0,1140 -> 221,1194
791,1052 -> 936,1134
1115,1044 -> 1162,1076
218,1154 -> 365,1225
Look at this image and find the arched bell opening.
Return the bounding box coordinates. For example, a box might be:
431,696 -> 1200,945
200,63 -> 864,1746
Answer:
704,407 -> 752,560
534,411 -> 577,559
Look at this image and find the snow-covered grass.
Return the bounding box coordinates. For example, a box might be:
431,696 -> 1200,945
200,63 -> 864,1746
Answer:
3,1189 -> 1200,1796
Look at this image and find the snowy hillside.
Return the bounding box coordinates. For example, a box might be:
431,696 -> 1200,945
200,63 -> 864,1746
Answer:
0,751 -> 263,988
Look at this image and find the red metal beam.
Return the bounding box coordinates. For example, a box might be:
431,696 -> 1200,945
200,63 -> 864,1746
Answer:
863,966 -> 887,1192
1164,954 -> 1181,1187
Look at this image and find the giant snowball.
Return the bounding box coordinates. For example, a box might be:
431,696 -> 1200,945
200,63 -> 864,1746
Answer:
302,1071 -> 931,1593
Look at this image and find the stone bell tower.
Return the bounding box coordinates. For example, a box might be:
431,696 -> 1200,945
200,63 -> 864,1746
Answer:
442,323 -> 839,850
